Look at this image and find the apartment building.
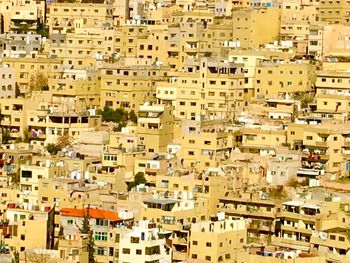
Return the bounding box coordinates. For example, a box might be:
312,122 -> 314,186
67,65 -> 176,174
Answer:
317,0 -> 350,26
218,195 -> 281,245
1,56 -> 62,97
3,204 -> 54,253
141,193 -> 208,261
264,98 -> 297,121
9,3 -> 39,33
0,66 -> 15,98
157,58 -> 245,120
137,104 -> 174,156
118,220 -> 171,263
266,153 -> 300,185
113,22 -> 169,64
229,50 -> 292,99
60,207 -> 123,263
49,0 -> 113,34
58,234 -> 89,262
43,112 -> 101,145
134,154 -> 177,186
0,98 -> 37,140
100,63 -> 169,111
49,28 -> 108,69
254,60 -> 316,99
0,145 -> 33,176
287,123 -> 345,178
310,208 -> 350,262
156,167 -> 229,216
19,160 -> 66,205
280,5 -> 317,54
176,119 -> 234,169
274,200 -> 339,251
229,8 -> 281,49
236,126 -> 287,154
166,9 -> 214,69
0,33 -> 43,58
189,213 -> 246,262
313,70 -> 350,121
48,68 -> 101,112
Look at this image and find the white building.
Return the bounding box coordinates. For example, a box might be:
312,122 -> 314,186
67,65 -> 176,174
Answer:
119,220 -> 172,263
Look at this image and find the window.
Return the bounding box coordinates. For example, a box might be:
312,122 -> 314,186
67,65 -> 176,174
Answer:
136,249 -> 142,255
96,219 -> 108,226
122,248 -> 130,254
95,232 -> 108,241
131,237 -> 140,243
192,254 -> 197,259
97,247 -> 107,255
21,170 -> 32,178
306,136 -> 313,140
205,256 -> 211,261
192,240 -> 198,245
145,246 -> 160,255
206,242 -> 211,247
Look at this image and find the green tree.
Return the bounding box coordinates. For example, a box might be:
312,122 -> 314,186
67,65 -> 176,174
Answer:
36,22 -> 49,38
129,110 -> 138,123
56,134 -> 72,149
346,225 -> 350,241
29,72 -> 48,93
22,128 -> 31,143
12,251 -> 19,263
128,172 -> 146,191
286,178 -> 299,188
1,129 -> 11,144
78,210 -> 95,263
45,143 -> 61,155
9,171 -> 20,186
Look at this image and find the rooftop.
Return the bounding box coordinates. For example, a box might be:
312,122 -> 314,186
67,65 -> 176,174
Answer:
60,207 -> 122,221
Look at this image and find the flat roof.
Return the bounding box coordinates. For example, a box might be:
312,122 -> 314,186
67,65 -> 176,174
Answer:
144,199 -> 178,205
283,201 -> 304,207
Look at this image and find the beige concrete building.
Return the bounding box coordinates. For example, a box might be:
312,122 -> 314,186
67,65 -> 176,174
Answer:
189,214 -> 246,262
137,104 -> 174,156
49,0 -> 113,34
100,62 -> 169,111
3,205 -> 54,253
254,60 -> 316,99
1,56 -> 61,97
317,0 -> 350,26
157,58 -> 246,120
313,70 -> 350,121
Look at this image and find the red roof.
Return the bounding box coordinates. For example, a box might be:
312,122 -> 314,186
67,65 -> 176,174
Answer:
60,208 -> 122,222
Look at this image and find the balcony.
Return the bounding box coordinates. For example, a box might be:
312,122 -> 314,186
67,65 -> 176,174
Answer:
273,237 -> 310,250
172,250 -> 187,261
297,168 -> 323,177
219,207 -> 275,219
315,141 -> 327,147
281,224 -> 313,235
280,211 -> 317,221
